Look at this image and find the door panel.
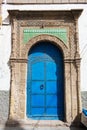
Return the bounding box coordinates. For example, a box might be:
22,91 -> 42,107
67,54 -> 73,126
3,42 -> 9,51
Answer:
46,62 -> 57,80
46,95 -> 57,107
31,81 -> 45,94
46,108 -> 58,115
31,108 -> 44,116
32,62 -> 44,80
31,95 -> 44,107
46,81 -> 57,94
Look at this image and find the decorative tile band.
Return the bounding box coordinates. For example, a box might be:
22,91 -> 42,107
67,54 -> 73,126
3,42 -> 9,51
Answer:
23,28 -> 68,44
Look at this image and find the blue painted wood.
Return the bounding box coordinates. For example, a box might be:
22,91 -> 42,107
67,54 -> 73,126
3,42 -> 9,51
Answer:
27,42 -> 64,120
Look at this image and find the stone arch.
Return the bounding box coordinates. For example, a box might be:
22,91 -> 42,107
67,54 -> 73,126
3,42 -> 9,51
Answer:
23,34 -> 68,121
21,34 -> 69,60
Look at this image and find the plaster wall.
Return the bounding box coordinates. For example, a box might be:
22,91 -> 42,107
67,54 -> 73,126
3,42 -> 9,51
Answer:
0,25 -> 11,123
0,25 -> 11,91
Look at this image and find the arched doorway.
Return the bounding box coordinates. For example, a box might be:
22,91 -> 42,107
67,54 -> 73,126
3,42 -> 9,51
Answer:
8,10 -> 82,124
27,41 -> 64,120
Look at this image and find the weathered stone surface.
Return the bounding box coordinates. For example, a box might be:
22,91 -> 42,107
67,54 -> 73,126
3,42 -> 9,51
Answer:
81,91 -> 87,109
0,91 -> 9,123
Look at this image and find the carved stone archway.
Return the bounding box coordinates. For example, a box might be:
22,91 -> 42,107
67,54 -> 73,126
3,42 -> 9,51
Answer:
8,10 -> 82,125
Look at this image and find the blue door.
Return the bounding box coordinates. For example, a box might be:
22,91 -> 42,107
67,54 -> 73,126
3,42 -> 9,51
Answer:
27,42 -> 64,120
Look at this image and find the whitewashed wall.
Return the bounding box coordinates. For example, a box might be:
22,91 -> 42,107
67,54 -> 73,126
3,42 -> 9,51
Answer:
79,9 -> 87,91
0,3 -> 87,91
0,25 -> 11,91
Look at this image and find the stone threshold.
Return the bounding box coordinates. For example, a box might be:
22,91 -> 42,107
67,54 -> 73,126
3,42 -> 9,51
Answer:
5,119 -> 70,127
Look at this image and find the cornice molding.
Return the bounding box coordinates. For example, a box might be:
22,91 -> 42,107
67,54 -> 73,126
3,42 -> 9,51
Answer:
6,0 -> 87,4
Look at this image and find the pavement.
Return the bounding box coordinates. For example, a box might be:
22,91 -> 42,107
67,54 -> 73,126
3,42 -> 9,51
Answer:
0,119 -> 86,130
0,125 -> 87,130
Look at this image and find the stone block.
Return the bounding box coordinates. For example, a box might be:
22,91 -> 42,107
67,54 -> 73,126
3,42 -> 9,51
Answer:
37,0 -> 45,3
53,0 -> 61,3
45,0 -> 53,3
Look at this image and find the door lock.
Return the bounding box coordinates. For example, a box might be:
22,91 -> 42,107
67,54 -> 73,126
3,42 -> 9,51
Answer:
40,85 -> 44,90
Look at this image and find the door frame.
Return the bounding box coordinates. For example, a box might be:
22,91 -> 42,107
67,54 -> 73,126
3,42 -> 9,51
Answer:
8,10 -> 82,125
9,33 -> 81,124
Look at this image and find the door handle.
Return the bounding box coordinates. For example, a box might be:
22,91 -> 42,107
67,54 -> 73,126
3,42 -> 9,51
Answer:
40,84 -> 44,90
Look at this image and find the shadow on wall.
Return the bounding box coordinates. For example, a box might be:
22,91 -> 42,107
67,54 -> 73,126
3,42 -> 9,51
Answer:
70,113 -> 87,130
4,119 -> 25,130
4,119 -> 41,130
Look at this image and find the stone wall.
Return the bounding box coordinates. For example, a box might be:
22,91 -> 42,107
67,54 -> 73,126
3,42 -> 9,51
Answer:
0,91 -> 9,123
81,91 -> 87,109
